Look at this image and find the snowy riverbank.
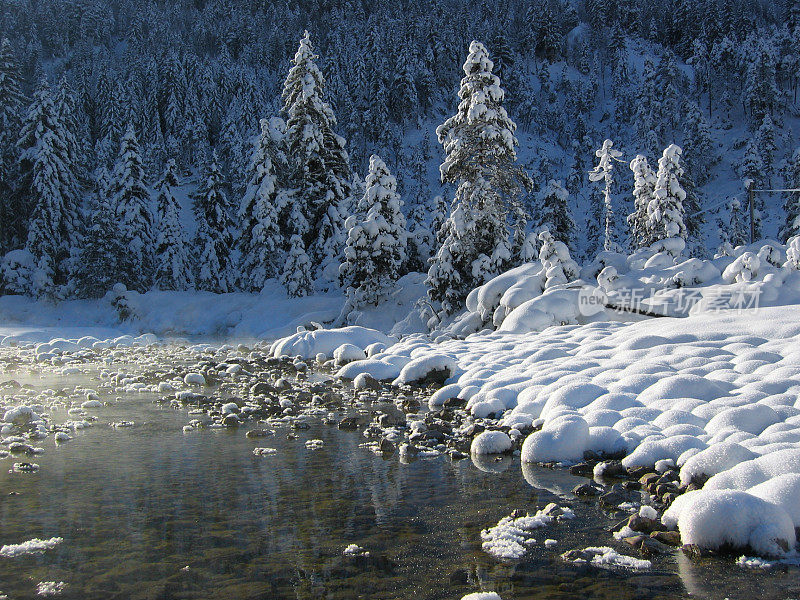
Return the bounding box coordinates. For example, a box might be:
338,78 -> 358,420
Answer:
272,305 -> 800,559
0,274 -> 428,344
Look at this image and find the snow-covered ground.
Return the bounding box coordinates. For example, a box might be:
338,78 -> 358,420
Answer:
273,300 -> 800,559
0,274 -> 428,345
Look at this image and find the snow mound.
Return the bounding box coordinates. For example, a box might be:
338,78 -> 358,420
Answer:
392,353 -> 457,385
333,343 -> 366,365
679,442 -> 758,485
521,412 -> 589,464
270,326 -> 392,360
747,474 -> 800,528
460,593 -> 502,600
664,489 -> 795,557
471,430 -> 512,455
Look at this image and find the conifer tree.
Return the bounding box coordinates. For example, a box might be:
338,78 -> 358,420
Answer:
405,137 -> 434,272
755,114 -> 778,184
780,148 -> 800,242
281,234 -> 313,298
238,119 -> 289,292
648,144 -> 687,244
281,31 -> 352,279
628,154 -> 656,249
588,139 -> 623,252
744,41 -> 779,126
0,37 -> 26,253
536,179 -> 574,247
17,81 -> 79,296
109,124 -> 155,292
193,152 -> 234,293
154,159 -> 191,291
427,40 -> 529,315
726,198 -> 749,248
681,101 -> 716,186
339,155 -> 407,315
76,171 -> 125,298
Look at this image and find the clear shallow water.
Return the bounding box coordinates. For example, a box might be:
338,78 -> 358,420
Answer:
1,363 -> 799,599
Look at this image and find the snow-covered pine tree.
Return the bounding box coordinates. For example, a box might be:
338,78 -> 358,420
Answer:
76,173 -> 125,298
238,118 -> 290,292
108,124 -> 155,292
628,154 -> 656,249
339,155 -> 407,315
744,40 -> 779,126
727,198 -> 749,248
536,179 -> 574,247
538,228 -> 579,289
193,152 -> 235,293
281,31 -> 352,280
755,113 -> 778,185
0,37 -> 26,254
431,194 -> 448,245
588,139 -> 623,253
740,138 -> 765,240
405,138 -> 435,273
635,59 -> 660,146
681,101 -> 716,186
428,179 -> 511,316
681,169 -> 704,252
647,143 -> 687,245
17,81 -> 81,297
153,159 -> 191,291
427,40 -> 530,316
780,148 -> 800,243
281,234 -> 313,298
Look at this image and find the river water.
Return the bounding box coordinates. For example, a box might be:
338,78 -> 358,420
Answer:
1,346 -> 799,599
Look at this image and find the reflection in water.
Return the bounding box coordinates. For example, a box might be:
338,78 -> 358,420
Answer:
471,453 -> 512,474
0,378 -> 796,599
521,461 -> 584,498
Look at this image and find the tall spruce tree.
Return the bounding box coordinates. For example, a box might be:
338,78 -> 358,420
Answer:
193,152 -> 235,293
281,31 -> 352,280
154,159 -> 191,291
628,154 -> 657,249
109,124 -> 154,292
427,40 -> 530,316
76,170 -> 125,298
588,139 -> 623,252
17,81 -> 80,297
536,179 -> 574,247
281,234 -> 313,298
339,155 -> 407,316
238,118 -> 289,292
0,38 -> 26,254
648,144 -> 687,244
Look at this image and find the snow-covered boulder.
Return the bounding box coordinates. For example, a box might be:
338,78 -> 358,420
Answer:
521,412 -> 590,464
270,326 -> 393,360
471,430 -> 512,455
392,354 -> 458,386
663,489 -> 795,557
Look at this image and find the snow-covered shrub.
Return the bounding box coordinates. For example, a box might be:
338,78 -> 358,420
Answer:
785,236 -> 800,269
105,283 -> 136,322
1,249 -> 35,295
539,229 -> 578,289
722,252 -> 761,283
